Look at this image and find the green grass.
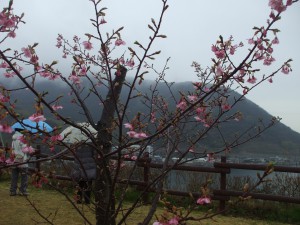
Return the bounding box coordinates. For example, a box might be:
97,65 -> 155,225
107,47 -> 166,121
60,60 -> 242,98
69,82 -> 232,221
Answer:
227,200 -> 300,224
0,174 -> 296,225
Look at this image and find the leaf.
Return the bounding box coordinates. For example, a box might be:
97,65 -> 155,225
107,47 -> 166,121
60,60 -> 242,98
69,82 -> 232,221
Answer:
128,47 -> 136,54
148,24 -> 155,32
97,12 -> 105,17
139,71 -> 149,77
116,27 -> 124,32
85,33 -> 93,38
148,51 -> 161,57
157,35 -> 167,38
32,43 -> 39,48
8,0 -> 13,10
151,18 -> 157,28
50,61 -> 58,66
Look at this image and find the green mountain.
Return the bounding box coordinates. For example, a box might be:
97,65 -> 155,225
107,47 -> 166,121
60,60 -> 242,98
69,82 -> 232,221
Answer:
2,79 -> 300,158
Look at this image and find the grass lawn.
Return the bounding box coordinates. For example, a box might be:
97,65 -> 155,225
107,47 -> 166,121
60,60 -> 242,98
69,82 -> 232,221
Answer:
0,175 -> 295,225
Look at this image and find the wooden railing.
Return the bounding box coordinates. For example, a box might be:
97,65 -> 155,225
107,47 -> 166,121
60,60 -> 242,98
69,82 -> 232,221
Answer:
2,144 -> 300,211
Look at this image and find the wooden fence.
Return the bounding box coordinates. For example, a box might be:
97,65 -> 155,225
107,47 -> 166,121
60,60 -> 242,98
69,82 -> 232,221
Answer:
1,144 -> 300,211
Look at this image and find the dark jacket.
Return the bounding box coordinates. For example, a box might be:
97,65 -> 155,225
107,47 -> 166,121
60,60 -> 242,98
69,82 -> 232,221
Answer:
72,145 -> 96,181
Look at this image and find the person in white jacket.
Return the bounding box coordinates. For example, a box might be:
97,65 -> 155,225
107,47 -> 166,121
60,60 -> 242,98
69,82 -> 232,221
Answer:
10,130 -> 30,196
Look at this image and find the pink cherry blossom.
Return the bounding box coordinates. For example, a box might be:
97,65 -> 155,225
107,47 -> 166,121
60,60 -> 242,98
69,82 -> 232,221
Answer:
152,222 -> 163,225
229,45 -> 236,55
8,31 -> 16,38
29,113 -> 46,122
126,58 -> 135,67
137,132 -> 148,138
211,45 -> 218,52
215,65 -> 224,77
50,134 -> 63,142
247,38 -> 255,45
5,157 -> 14,165
168,217 -> 179,225
0,155 -> 5,163
214,50 -> 226,59
196,196 -> 211,205
188,148 -> 195,153
127,131 -> 148,139
192,82 -> 202,89
56,38 -> 62,48
222,104 -> 231,111
176,100 -> 187,111
195,107 -> 205,114
194,116 -> 204,122
254,52 -> 264,60
187,95 -> 197,102
0,12 -> 16,29
269,11 -> 276,19
0,93 -> 10,102
4,71 -> 16,78
268,0 -> 286,13
3,72 -> 15,78
0,124 -> 13,133
30,55 -> 39,64
247,76 -> 257,84
79,66 -> 87,75
263,56 -> 275,66
204,87 -> 210,92
124,123 -> 133,130
268,77 -> 273,83
17,135 -> 27,144
127,131 -> 137,138
49,73 -> 61,80
131,155 -> 137,160
39,71 -> 51,78
52,105 -> 63,111
0,61 -> 8,68
115,39 -> 126,46
82,41 -> 93,50
272,36 -> 279,44
100,17 -> 107,24
22,146 -> 35,154
266,47 -> 273,54
281,65 -> 290,74
69,73 -> 81,84
21,47 -> 32,58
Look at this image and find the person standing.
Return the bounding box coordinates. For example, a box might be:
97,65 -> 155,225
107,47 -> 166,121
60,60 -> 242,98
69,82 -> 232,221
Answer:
71,144 -> 96,204
10,130 -> 30,196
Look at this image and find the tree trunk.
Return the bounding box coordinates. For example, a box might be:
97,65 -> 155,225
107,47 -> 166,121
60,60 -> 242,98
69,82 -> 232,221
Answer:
95,67 -> 127,225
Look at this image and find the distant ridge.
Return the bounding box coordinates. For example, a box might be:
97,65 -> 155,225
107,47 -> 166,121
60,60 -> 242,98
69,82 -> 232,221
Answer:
2,78 -> 300,158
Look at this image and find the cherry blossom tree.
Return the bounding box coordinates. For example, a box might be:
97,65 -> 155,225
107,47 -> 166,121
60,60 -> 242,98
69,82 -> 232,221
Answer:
0,0 -> 298,224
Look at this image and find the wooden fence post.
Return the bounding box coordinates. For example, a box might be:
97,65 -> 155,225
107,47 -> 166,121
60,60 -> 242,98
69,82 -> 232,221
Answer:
219,156 -> 227,212
142,153 -> 151,203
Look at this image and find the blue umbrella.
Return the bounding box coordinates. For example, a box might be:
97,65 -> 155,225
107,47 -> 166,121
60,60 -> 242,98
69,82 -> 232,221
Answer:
11,119 -> 53,134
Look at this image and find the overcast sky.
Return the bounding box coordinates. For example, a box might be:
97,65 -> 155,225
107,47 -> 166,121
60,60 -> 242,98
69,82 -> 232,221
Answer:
5,0 -> 300,133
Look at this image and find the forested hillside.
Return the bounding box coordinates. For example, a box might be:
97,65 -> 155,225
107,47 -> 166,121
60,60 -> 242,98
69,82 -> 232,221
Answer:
2,79 -> 300,158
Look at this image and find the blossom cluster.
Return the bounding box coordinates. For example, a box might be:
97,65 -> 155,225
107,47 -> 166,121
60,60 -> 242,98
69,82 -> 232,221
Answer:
153,217 -> 179,225
269,0 -> 292,13
0,7 -> 20,38
32,172 -> 49,188
124,123 -> 148,139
